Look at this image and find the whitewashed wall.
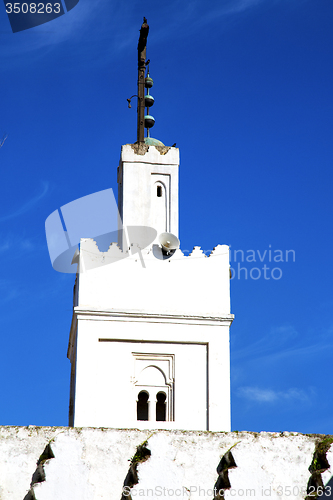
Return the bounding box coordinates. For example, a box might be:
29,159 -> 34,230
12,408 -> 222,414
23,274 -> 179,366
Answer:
118,145 -> 180,240
69,242 -> 233,431
0,427 -> 332,500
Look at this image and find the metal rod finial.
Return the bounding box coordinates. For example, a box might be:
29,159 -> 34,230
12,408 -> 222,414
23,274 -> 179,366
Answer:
137,19 -> 149,143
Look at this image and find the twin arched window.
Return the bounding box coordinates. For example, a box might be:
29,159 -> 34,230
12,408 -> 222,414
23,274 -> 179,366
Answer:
137,390 -> 167,421
133,357 -> 174,422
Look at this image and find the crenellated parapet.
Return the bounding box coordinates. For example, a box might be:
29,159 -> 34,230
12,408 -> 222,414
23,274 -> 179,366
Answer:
74,238 -> 232,317
77,238 -> 230,268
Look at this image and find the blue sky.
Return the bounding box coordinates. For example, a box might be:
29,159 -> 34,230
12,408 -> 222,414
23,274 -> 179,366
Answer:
0,0 -> 332,433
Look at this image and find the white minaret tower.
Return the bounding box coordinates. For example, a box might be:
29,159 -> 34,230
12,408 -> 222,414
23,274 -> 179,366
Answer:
67,20 -> 233,431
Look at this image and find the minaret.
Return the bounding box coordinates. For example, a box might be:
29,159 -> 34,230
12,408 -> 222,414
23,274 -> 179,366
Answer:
119,18 -> 178,244
67,19 -> 233,431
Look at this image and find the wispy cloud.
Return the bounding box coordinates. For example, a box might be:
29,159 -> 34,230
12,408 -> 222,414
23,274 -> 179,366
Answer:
233,325 -> 299,360
0,240 -> 11,253
237,386 -> 313,403
0,279 -> 21,303
0,0 -> 285,65
0,181 -> 49,222
192,0 -> 264,23
20,239 -> 35,251
149,0 -> 276,46
0,0 -> 107,61
0,233 -> 38,261
233,324 -> 333,364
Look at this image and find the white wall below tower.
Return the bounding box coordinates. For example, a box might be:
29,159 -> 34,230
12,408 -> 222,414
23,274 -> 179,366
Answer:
68,242 -> 233,431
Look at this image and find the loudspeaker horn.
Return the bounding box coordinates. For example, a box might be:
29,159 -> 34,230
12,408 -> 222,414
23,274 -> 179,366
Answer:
158,232 -> 180,255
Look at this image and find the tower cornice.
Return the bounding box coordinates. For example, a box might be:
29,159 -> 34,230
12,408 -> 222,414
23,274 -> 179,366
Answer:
73,306 -> 234,326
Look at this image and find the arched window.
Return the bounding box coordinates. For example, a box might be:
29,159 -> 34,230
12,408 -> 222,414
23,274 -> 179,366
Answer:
151,180 -> 167,234
156,392 -> 166,421
137,391 -> 149,421
133,354 -> 175,423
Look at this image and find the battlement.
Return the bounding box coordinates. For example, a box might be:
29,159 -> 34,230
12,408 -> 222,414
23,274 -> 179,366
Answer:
75,239 -> 232,318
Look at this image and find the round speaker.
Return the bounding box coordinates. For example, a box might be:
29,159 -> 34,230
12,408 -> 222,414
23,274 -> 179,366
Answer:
158,232 -> 180,254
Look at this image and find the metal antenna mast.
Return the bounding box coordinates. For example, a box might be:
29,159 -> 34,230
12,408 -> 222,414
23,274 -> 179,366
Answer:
137,17 -> 149,143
